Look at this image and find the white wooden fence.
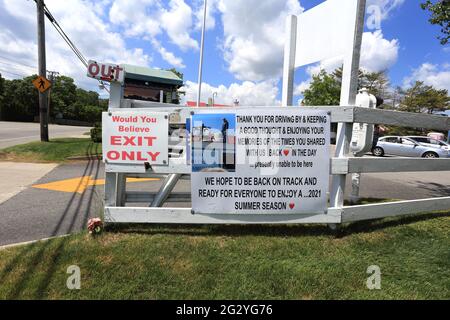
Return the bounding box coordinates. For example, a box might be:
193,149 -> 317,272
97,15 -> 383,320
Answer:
103,100 -> 450,225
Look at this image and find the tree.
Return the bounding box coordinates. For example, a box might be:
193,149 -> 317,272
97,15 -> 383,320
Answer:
167,68 -> 184,104
76,88 -> 99,107
400,81 -> 449,114
49,75 -> 77,118
1,75 -> 39,121
421,0 -> 450,45
0,73 -> 4,119
333,67 -> 390,101
302,70 -> 341,106
359,71 -> 390,98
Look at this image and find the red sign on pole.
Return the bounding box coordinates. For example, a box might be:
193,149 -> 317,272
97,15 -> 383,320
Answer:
87,60 -> 124,83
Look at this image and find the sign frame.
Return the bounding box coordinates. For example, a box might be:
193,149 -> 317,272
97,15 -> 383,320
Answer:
190,108 -> 331,215
32,75 -> 51,93
102,110 -> 169,165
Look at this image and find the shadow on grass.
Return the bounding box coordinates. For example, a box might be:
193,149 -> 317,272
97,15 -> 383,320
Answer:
106,210 -> 450,239
0,142 -> 101,299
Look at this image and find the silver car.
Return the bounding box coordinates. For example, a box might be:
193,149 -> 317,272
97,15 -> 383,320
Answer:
372,136 -> 450,158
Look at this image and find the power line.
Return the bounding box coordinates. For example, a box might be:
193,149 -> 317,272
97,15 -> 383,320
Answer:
0,68 -> 27,78
0,60 -> 36,73
32,0 -> 109,92
0,54 -> 37,70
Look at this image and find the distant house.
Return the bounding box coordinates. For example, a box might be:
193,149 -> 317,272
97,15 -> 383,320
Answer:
122,64 -> 183,104
186,101 -> 229,107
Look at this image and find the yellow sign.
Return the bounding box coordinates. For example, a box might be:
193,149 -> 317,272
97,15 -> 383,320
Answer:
32,176 -> 159,194
32,75 -> 51,93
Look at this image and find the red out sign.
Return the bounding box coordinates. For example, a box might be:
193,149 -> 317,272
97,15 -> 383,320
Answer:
87,60 -> 124,83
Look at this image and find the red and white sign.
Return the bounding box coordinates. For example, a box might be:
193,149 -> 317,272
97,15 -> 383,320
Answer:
102,111 -> 169,164
87,60 -> 124,83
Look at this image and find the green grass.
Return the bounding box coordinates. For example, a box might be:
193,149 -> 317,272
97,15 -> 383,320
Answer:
0,138 -> 101,162
0,211 -> 448,299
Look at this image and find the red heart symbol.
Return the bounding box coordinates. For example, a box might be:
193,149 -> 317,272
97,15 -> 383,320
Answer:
289,203 -> 295,209
283,149 -> 289,156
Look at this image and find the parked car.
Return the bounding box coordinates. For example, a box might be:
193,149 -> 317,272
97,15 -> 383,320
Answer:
408,136 -> 449,148
372,136 -> 450,158
427,132 -> 445,141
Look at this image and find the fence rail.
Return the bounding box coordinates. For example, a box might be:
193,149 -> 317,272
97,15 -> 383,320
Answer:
104,102 -> 450,225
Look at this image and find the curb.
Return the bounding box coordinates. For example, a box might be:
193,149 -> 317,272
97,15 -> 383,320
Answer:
0,234 -> 70,250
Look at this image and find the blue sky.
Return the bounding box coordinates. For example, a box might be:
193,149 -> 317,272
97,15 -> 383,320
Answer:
192,113 -> 236,131
0,0 -> 448,105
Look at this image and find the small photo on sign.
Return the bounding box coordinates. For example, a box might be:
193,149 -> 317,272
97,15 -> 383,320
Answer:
191,113 -> 236,173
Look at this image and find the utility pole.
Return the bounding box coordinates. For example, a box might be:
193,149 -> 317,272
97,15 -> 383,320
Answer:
37,0 -> 49,141
47,70 -> 59,122
196,0 -> 207,107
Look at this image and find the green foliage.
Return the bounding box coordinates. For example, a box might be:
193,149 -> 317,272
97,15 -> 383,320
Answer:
421,0 -> 450,45
167,68 -> 183,80
167,68 -> 184,104
2,75 -> 39,121
359,71 -> 390,99
90,122 -> 102,143
0,73 -> 4,117
303,68 -> 391,107
0,138 -> 101,162
49,75 -> 77,118
76,88 -> 99,106
0,73 -> 4,101
302,70 -> 341,106
399,81 -> 449,114
0,74 -> 106,123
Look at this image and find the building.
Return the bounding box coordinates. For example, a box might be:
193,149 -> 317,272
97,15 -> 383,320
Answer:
122,64 -> 183,104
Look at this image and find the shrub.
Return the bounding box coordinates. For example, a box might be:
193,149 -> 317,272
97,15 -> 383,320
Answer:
90,122 -> 102,143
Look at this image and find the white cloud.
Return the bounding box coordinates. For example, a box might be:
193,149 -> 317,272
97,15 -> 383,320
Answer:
152,40 -> 186,69
0,0 -> 151,92
181,80 -> 280,106
367,0 -> 405,21
218,0 -> 303,81
293,30 -> 399,96
403,63 -> 450,92
109,0 -> 161,38
360,30 -> 399,72
109,0 -> 197,67
194,0 -> 217,31
161,0 -> 199,51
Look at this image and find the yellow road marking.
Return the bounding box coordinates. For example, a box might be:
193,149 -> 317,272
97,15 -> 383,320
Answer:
32,176 -> 159,194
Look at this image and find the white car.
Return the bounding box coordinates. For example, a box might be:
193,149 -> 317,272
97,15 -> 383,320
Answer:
373,136 -> 450,158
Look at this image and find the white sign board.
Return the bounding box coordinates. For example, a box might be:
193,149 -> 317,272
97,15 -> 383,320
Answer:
295,0 -> 358,67
191,109 -> 330,214
102,111 -> 169,165
87,60 -> 124,83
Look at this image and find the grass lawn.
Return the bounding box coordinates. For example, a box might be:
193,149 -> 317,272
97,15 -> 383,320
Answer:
0,138 -> 101,162
0,211 -> 448,299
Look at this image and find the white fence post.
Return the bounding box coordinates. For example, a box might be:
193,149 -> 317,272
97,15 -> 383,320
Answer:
282,15 -> 298,107
329,0 -> 366,210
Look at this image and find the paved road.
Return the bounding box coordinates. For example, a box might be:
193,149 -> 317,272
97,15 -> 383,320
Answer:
0,158 -> 449,246
0,162 -> 58,204
0,121 -> 91,149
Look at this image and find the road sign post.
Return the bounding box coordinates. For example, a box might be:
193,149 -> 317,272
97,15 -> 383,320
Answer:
36,0 -> 49,142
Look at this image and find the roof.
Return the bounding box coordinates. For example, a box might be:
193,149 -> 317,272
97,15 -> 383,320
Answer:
122,64 -> 183,86
186,101 -> 230,107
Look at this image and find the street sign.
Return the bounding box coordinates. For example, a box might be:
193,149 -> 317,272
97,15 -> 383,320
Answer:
32,75 -> 51,93
102,110 -> 169,165
87,60 -> 124,83
191,108 -> 331,214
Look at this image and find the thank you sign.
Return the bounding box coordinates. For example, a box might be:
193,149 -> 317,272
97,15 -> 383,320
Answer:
191,108 -> 330,214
